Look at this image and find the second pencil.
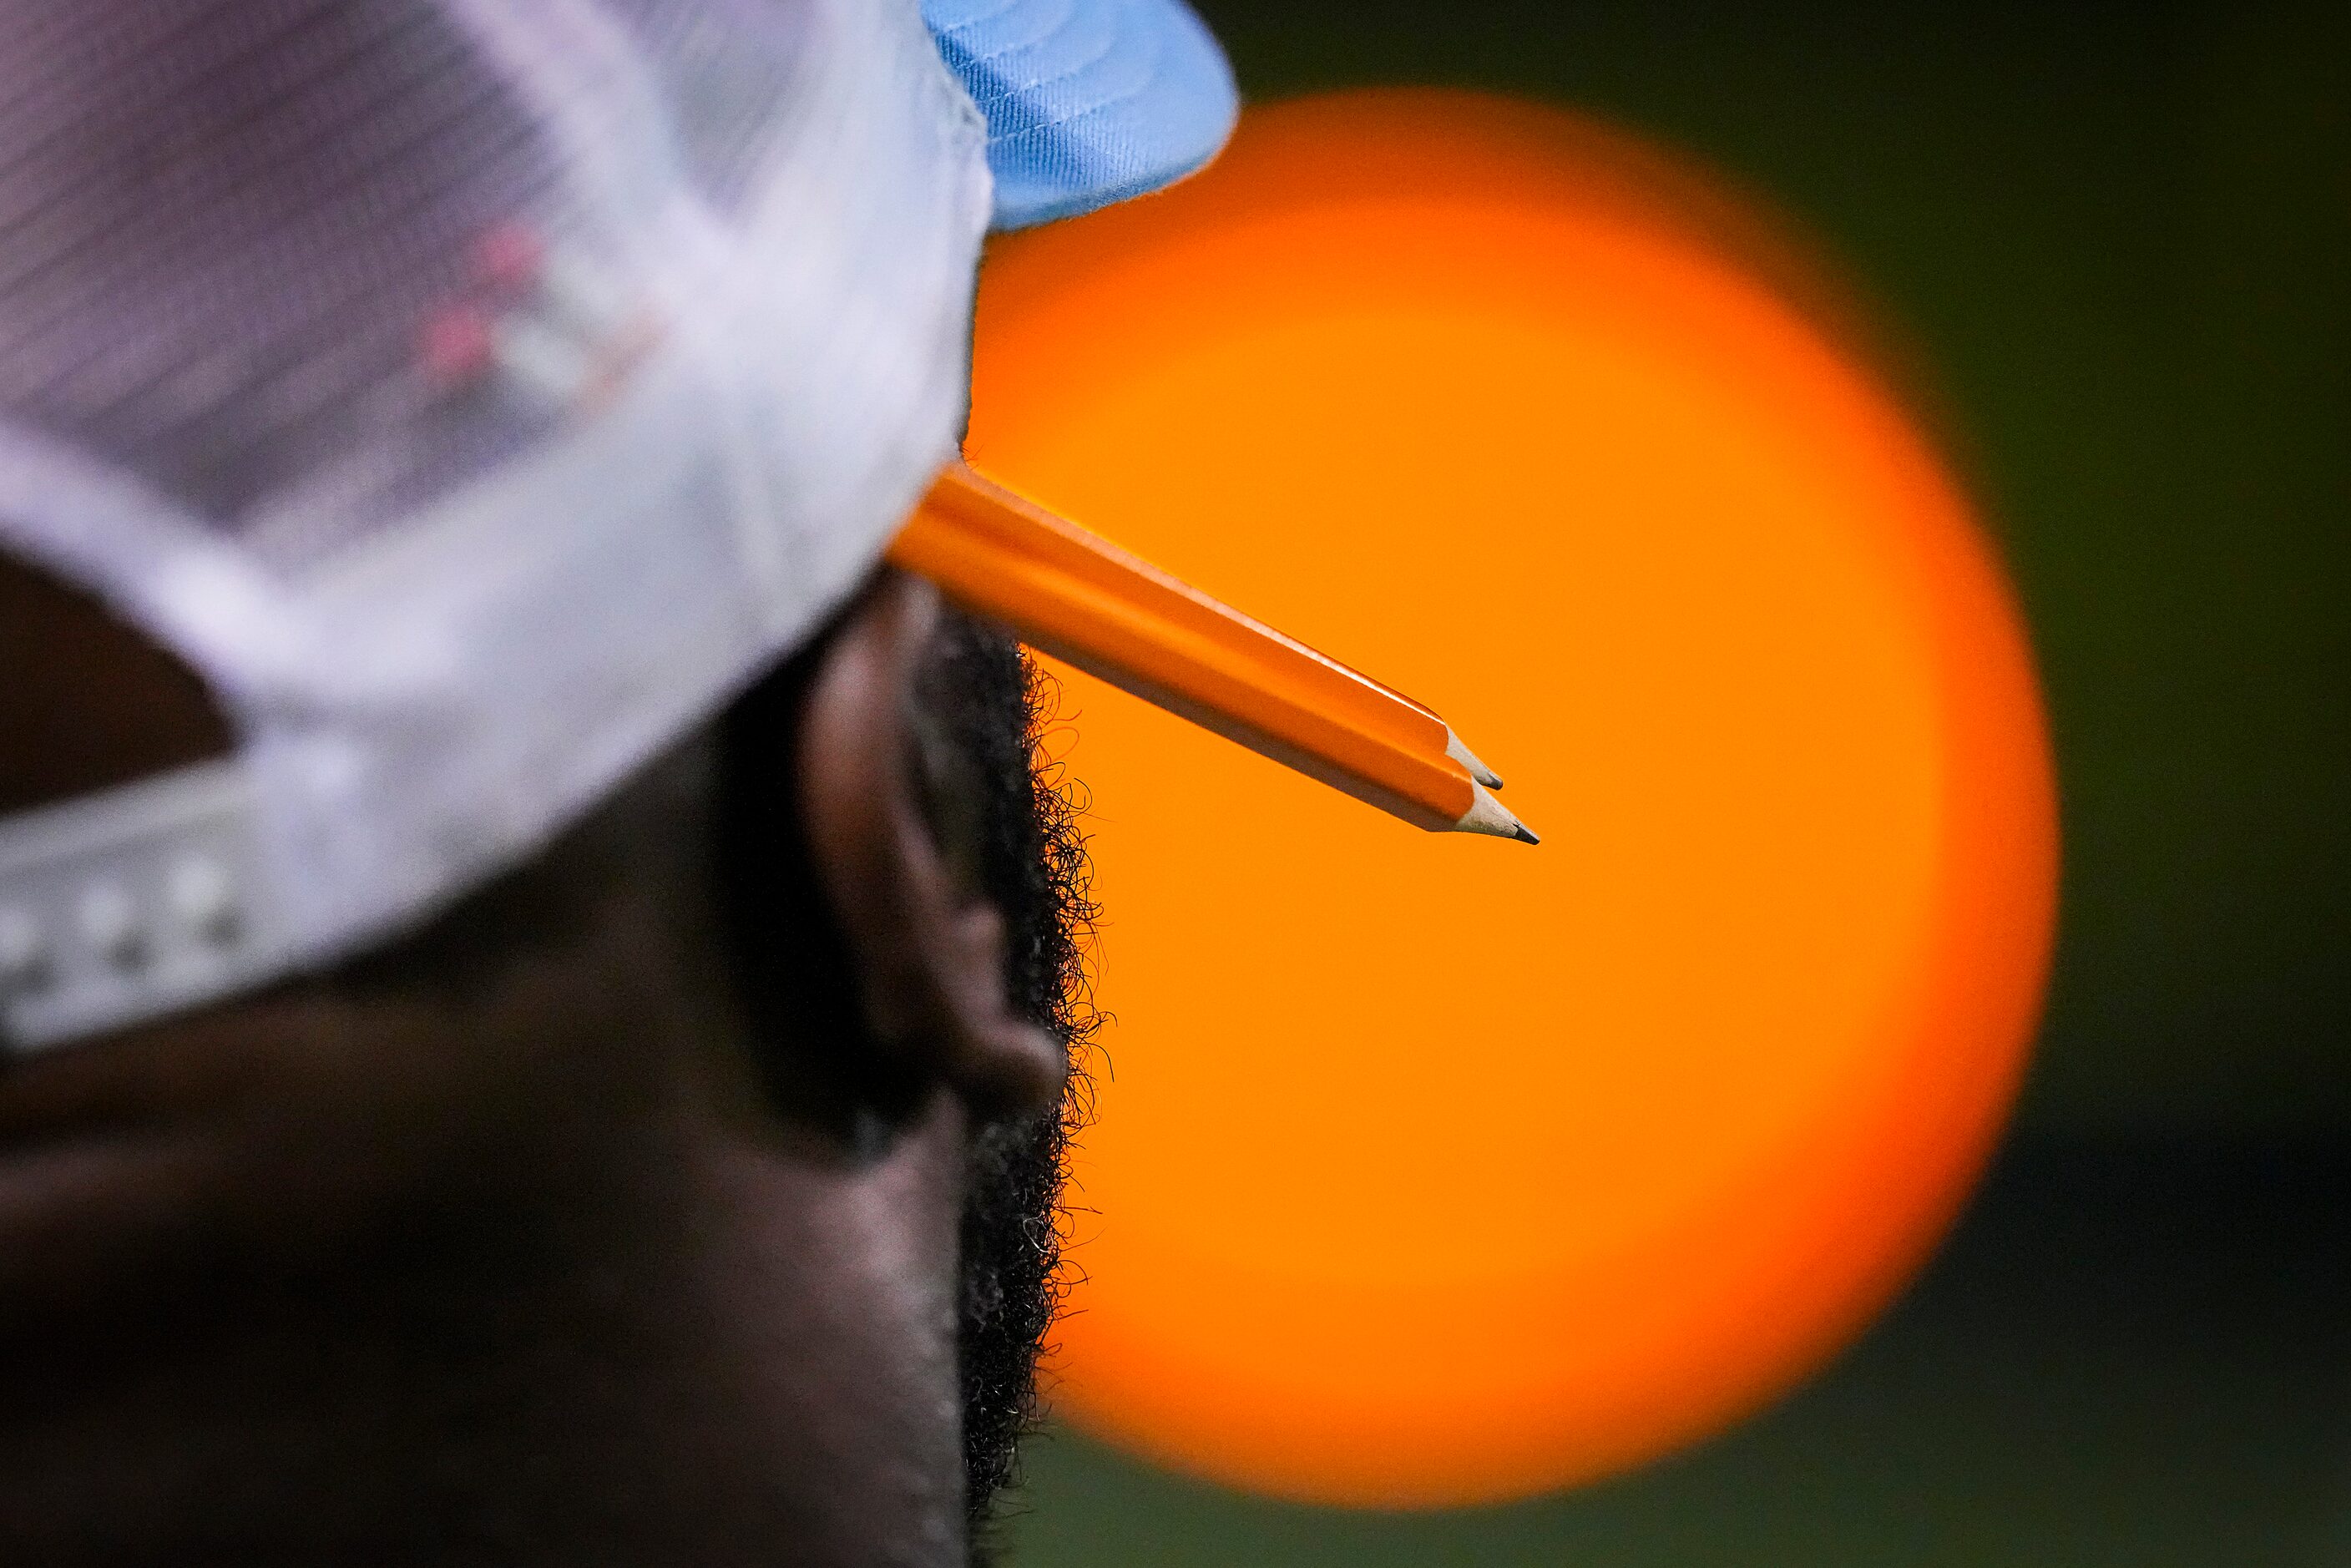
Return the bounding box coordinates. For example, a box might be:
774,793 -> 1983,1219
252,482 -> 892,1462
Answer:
887,461 -> 1537,844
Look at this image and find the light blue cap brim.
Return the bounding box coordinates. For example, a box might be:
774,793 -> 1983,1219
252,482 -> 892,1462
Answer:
923,0 -> 1239,230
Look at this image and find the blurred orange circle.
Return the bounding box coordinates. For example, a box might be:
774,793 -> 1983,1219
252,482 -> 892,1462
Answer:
967,90 -> 2057,1507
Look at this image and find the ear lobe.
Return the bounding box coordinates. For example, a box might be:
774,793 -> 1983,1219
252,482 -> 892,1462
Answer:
796,571 -> 1065,1125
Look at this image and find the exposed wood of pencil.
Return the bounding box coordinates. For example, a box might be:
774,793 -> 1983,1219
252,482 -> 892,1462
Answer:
887,461 -> 1534,842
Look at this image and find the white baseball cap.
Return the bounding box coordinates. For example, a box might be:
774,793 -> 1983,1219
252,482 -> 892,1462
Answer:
0,0 -> 1236,1050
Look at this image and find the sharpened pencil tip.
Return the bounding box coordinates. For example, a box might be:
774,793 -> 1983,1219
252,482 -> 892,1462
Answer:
1444,731 -> 1506,791
1454,782 -> 1540,843
1511,822 -> 1540,846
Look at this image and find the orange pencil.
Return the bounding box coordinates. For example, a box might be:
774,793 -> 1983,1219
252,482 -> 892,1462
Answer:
887,460 -> 1536,843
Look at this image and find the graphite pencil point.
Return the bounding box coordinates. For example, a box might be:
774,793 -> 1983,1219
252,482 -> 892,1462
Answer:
1445,730 -> 1505,790
1454,783 -> 1539,844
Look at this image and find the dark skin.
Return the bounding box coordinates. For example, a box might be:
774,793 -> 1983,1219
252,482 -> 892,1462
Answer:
0,554 -> 1064,1565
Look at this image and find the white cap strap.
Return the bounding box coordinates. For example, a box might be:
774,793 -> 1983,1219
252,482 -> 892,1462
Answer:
0,760 -> 287,1053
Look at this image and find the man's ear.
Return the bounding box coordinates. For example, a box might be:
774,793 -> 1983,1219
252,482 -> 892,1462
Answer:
795,571 -> 1065,1125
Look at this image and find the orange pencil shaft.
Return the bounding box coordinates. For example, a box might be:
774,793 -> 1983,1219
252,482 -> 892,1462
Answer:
887,460 -> 1479,832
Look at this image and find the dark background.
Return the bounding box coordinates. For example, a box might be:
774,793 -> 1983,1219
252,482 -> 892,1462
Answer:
1003,2 -> 2351,1562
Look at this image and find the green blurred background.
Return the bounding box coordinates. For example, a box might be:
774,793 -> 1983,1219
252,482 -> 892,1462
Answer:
1000,1 -> 2351,1562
